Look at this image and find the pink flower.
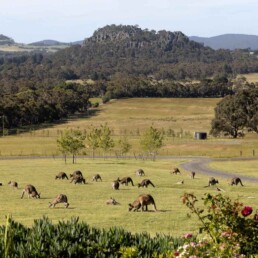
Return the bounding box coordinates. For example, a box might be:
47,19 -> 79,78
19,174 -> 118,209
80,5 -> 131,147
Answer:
254,214 -> 258,220
184,233 -> 193,238
241,206 -> 253,217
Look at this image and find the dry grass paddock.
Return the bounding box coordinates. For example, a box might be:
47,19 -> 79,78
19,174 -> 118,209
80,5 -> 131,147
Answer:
0,98 -> 257,158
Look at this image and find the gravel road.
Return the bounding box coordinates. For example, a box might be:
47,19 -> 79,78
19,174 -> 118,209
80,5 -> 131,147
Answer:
179,157 -> 258,183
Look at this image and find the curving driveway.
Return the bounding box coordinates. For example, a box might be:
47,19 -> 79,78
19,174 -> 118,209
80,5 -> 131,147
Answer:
179,156 -> 258,183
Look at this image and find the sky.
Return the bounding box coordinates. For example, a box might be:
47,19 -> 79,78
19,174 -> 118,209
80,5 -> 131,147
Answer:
1,0 -> 258,44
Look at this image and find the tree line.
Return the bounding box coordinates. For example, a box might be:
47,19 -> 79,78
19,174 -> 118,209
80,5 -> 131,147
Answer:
0,82 -> 90,130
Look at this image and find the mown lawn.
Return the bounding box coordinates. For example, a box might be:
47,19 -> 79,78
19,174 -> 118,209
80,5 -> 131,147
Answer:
0,157 -> 257,237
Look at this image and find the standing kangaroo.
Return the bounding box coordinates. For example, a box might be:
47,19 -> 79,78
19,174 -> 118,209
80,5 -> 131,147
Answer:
230,177 -> 244,186
55,172 -> 68,180
118,177 -> 134,186
129,194 -> 157,212
21,184 -> 40,199
92,174 -> 102,182
49,194 -> 69,208
112,180 -> 120,190
138,179 -> 155,188
8,181 -> 18,189
191,171 -> 196,179
205,177 -> 219,187
136,169 -> 145,176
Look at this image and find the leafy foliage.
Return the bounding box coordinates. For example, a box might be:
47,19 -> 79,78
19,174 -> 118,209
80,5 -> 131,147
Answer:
0,216 -> 182,257
180,192 -> 258,256
57,129 -> 86,163
211,89 -> 258,137
140,126 -> 164,160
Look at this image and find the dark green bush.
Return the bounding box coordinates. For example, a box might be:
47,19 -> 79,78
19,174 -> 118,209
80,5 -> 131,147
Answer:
0,216 -> 182,258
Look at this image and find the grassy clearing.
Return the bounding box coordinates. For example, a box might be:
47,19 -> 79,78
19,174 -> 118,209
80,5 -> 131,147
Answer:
239,73 -> 258,83
0,157 -> 258,237
0,98 -> 257,158
209,160 -> 258,179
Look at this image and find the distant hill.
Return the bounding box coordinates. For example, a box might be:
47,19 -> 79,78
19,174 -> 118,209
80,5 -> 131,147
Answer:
0,34 -> 15,45
28,39 -> 69,46
189,34 -> 258,50
1,24 -> 258,94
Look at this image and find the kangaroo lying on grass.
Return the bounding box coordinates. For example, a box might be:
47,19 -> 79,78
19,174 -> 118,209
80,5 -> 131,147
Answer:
55,172 -> 68,180
8,181 -> 18,189
128,194 -> 157,212
49,194 -> 69,208
21,184 -> 40,199
118,177 -> 134,186
138,179 -> 155,188
92,174 -> 102,182
230,177 -> 244,186
106,197 -> 120,205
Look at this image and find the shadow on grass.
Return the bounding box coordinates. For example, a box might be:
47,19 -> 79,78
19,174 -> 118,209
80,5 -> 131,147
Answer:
2,108 -> 100,136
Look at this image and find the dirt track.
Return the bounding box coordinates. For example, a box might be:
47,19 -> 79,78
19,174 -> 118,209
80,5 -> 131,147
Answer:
179,157 -> 258,183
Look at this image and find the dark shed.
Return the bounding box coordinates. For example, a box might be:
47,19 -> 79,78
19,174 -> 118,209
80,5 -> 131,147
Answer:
194,132 -> 207,140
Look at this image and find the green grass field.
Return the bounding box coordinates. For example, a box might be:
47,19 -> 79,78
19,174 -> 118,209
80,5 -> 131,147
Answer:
0,157 -> 258,237
0,98 -> 257,158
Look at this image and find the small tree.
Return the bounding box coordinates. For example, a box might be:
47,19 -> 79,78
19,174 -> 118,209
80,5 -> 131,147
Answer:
117,136 -> 132,158
86,126 -> 101,159
57,129 -> 86,163
140,126 -> 164,160
98,124 -> 114,158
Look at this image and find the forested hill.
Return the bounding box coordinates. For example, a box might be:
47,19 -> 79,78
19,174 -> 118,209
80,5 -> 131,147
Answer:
1,24 -> 258,94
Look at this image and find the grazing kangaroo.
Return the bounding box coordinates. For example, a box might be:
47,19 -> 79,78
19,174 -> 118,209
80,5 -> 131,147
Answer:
8,181 -> 18,189
106,197 -> 120,205
138,179 -> 155,188
72,175 -> 86,184
170,167 -> 181,175
55,172 -> 68,180
136,169 -> 145,176
92,174 -> 102,182
70,170 -> 83,179
49,194 -> 69,208
191,171 -> 196,179
205,177 -> 219,187
128,194 -> 157,212
70,171 -> 85,183
118,177 -> 134,186
21,184 -> 40,199
230,177 -> 244,186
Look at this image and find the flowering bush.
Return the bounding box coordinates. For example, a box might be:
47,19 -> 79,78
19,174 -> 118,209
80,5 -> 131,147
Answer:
175,193 -> 258,257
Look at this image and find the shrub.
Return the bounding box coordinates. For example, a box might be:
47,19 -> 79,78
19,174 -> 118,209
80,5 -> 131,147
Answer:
177,193 -> 258,257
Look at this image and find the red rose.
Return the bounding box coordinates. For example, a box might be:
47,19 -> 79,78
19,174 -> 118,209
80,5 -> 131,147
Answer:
241,206 -> 253,217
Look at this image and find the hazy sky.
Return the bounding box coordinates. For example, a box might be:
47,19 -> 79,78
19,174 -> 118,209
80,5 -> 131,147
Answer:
1,0 -> 258,43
